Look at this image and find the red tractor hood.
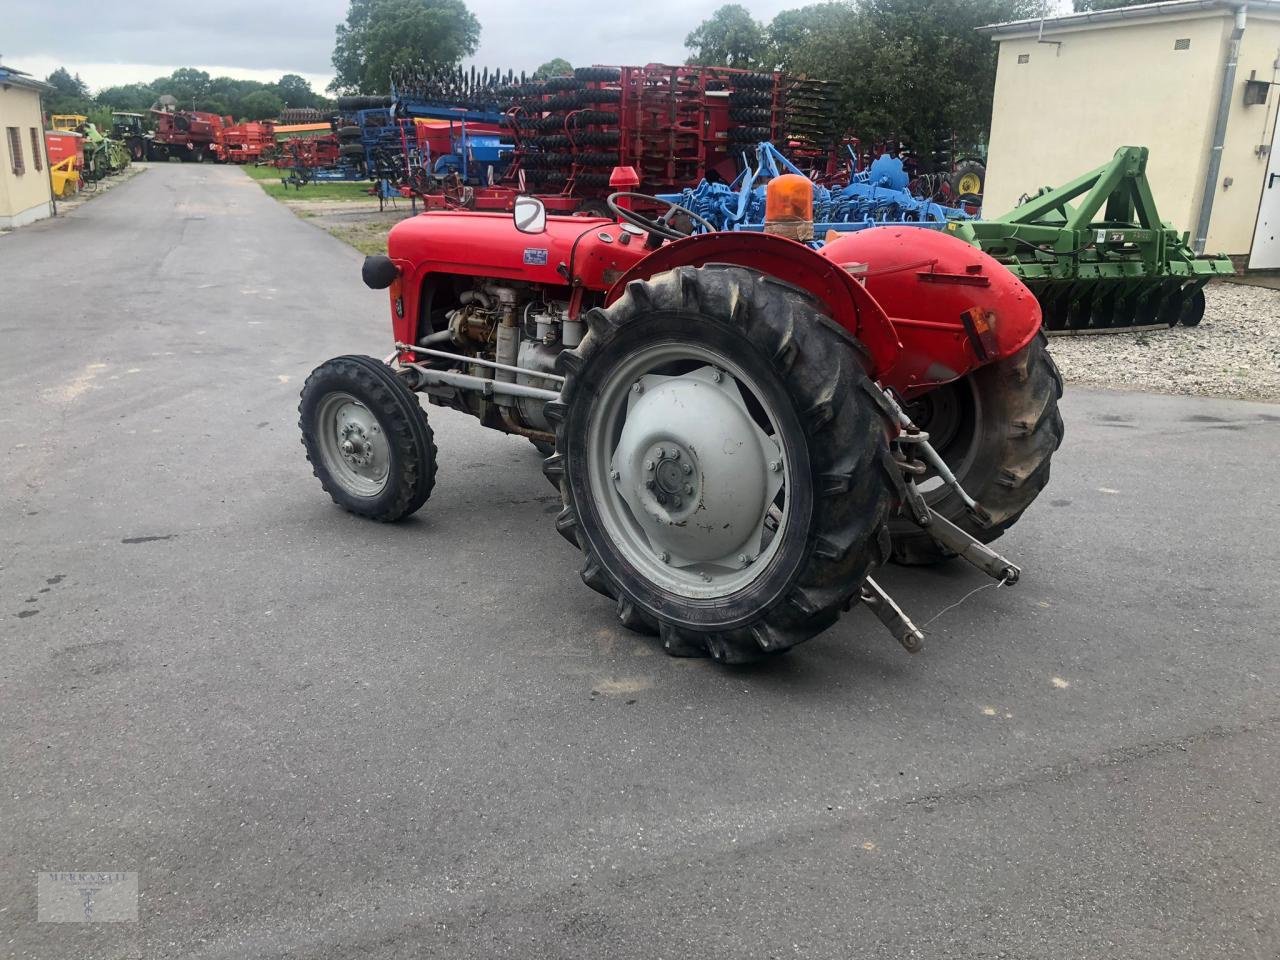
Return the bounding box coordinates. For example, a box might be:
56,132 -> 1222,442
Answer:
387,211 -> 650,288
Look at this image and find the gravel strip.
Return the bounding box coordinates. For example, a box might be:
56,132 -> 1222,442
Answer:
1046,281 -> 1280,402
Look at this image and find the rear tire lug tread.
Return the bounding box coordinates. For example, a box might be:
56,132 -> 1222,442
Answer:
554,263 -> 893,660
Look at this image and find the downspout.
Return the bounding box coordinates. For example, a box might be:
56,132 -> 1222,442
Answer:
1194,2 -> 1247,253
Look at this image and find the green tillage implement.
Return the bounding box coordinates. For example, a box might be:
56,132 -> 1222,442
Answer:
944,147 -> 1235,333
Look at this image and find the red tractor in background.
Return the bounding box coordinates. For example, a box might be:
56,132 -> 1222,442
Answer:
299,177 -> 1063,663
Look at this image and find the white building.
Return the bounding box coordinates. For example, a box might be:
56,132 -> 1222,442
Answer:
980,0 -> 1280,269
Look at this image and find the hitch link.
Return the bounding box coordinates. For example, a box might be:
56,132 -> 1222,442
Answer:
879,387 -> 982,516
920,512 -> 1021,585
861,577 -> 924,653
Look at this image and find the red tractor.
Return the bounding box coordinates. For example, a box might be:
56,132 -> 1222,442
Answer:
299,178 -> 1063,662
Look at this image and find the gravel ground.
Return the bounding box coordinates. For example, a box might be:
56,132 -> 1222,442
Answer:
1048,280 -> 1280,402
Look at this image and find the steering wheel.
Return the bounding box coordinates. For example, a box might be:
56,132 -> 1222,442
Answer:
606,192 -> 716,241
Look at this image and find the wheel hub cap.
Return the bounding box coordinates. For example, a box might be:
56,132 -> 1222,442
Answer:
316,393 -> 391,497
610,366 -> 783,570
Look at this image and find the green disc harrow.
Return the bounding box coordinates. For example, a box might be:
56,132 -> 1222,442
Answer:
946,147 -> 1235,333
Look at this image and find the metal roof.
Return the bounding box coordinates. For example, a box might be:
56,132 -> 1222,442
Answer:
0,64 -> 55,94
978,0 -> 1280,37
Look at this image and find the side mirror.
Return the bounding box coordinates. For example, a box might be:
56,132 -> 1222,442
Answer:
514,195 -> 547,234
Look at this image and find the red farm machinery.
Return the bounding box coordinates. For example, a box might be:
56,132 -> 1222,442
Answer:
148,108 -> 228,163
298,175 -> 1064,665
216,121 -> 276,164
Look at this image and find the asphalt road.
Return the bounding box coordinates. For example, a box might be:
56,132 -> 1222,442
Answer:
3,164 -> 1279,960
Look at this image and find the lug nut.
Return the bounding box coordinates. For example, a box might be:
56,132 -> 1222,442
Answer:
656,447 -> 666,459
681,463 -> 693,475
672,496 -> 682,508
671,448 -> 680,460
658,550 -> 670,563
737,554 -> 750,565
700,572 -> 712,582
683,483 -> 693,495
645,460 -> 654,472
633,381 -> 643,394
711,369 -> 722,383
769,460 -> 781,472
645,479 -> 655,490
610,470 -> 620,481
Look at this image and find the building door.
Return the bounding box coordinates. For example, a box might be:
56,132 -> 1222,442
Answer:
1249,115 -> 1280,269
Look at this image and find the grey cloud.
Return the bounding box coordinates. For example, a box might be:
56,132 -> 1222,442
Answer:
6,0 -> 795,81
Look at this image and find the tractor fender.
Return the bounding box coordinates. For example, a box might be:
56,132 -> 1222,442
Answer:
603,232 -> 902,379
819,227 -> 1043,399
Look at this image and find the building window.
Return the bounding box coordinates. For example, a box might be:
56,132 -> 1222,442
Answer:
1017,53 -> 1030,64
30,128 -> 43,171
6,127 -> 24,176
1174,38 -> 1191,50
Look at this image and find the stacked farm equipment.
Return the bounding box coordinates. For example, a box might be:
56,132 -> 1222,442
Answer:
383,63 -> 846,212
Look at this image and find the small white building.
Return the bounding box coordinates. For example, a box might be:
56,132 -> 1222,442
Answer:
980,0 -> 1280,269
0,62 -> 54,229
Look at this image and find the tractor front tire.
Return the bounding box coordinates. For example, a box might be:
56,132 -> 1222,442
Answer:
545,265 -> 894,663
299,355 -> 438,522
889,333 -> 1063,565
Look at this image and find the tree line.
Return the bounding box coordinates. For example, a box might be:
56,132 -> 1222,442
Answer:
42,67 -> 330,125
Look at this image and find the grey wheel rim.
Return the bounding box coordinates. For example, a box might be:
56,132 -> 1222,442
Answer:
315,391 -> 391,498
586,341 -> 790,600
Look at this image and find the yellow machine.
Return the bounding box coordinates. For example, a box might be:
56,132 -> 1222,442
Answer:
49,157 -> 80,198
50,114 -> 88,133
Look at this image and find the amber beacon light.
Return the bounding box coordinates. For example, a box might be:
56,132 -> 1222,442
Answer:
763,174 -> 815,241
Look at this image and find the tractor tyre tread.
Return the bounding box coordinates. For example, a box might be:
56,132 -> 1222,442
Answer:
547,265 -> 894,663
299,355 -> 437,522
889,332 -> 1063,565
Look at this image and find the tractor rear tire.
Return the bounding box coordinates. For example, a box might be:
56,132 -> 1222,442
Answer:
950,161 -> 985,202
299,355 -> 438,522
888,333 -> 1064,565
544,265 -> 895,663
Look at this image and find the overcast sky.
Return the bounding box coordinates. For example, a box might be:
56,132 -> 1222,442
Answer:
3,0 -> 807,93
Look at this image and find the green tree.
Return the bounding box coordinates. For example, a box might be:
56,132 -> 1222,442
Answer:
45,67 -> 89,100
154,68 -> 213,109
96,83 -> 159,112
240,89 -> 285,120
685,4 -> 768,68
330,0 -> 482,93
271,73 -> 323,109
43,66 -> 96,117
767,3 -> 859,73
533,58 -> 573,79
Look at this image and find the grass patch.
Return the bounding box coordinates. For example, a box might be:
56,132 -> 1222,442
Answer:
325,221 -> 393,256
241,163 -> 375,201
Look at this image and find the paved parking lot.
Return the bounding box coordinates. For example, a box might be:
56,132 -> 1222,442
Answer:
3,164 -> 1279,959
